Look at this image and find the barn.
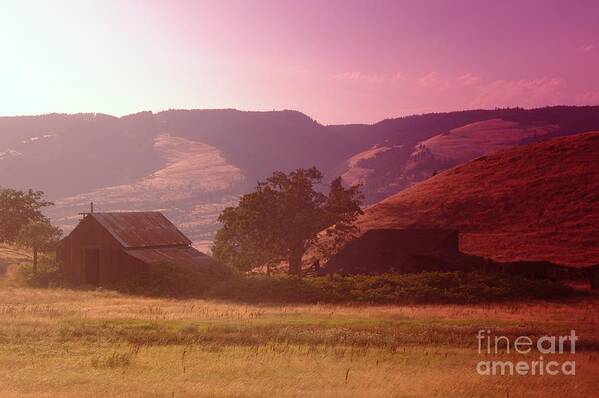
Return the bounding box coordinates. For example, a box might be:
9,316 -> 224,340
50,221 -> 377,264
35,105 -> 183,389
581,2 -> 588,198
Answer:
324,228 -> 463,275
322,228 -> 574,280
56,211 -> 217,285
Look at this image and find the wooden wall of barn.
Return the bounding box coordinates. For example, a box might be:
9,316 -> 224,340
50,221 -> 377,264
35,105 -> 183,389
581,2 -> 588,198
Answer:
56,216 -> 147,285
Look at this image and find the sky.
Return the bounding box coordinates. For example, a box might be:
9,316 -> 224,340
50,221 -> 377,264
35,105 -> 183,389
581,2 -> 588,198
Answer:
1,0 -> 598,124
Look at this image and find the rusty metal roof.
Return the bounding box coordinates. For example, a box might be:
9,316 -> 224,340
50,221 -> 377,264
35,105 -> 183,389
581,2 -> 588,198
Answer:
125,246 -> 215,267
90,212 -> 191,248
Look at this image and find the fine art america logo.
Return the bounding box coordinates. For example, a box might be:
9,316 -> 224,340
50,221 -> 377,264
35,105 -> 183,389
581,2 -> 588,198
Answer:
476,330 -> 577,376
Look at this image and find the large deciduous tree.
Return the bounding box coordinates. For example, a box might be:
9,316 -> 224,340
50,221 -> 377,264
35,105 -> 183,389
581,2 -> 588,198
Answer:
212,167 -> 363,276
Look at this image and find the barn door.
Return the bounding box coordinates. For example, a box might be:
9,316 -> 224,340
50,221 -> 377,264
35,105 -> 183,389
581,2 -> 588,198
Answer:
84,248 -> 100,285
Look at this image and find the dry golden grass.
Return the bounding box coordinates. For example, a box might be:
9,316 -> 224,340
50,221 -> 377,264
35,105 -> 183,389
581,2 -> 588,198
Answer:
0,285 -> 598,397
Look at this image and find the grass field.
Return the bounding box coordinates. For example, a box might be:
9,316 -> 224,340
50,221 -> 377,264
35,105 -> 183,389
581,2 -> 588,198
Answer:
0,284 -> 598,397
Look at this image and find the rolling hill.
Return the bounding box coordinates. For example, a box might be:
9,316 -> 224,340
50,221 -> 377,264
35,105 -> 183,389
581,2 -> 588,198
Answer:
1,106 -> 599,249
359,132 -> 599,266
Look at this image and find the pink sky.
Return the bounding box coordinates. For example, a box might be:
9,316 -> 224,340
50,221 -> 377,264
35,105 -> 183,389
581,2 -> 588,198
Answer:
1,0 -> 598,124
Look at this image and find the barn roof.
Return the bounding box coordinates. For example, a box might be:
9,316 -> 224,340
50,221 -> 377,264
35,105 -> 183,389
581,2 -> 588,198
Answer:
89,212 -> 192,248
125,246 -> 215,268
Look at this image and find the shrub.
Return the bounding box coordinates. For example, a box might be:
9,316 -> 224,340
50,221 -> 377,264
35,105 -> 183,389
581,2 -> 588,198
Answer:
208,274 -> 341,303
111,261 -> 236,298
206,272 -> 577,304
15,254 -> 64,288
15,253 -> 576,305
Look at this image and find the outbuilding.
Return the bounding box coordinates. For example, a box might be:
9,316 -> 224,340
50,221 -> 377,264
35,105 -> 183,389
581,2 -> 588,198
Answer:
56,211 -> 217,285
322,228 -> 575,280
324,228 -> 463,275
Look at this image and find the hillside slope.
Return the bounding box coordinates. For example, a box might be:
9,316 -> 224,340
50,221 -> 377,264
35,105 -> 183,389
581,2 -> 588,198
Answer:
359,132 -> 599,265
338,118 -> 561,201
334,106 -> 599,202
0,110 -> 347,199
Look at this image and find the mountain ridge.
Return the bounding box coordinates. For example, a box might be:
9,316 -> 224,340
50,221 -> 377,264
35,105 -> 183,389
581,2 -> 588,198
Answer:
1,106 -> 598,248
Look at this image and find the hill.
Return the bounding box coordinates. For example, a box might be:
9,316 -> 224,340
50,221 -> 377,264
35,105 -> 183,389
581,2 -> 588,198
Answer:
359,132 -> 599,266
2,106 -> 599,248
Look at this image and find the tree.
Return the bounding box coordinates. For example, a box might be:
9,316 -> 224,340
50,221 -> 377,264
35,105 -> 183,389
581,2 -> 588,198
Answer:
315,177 -> 363,263
212,167 -> 363,276
16,220 -> 62,273
0,188 -> 53,242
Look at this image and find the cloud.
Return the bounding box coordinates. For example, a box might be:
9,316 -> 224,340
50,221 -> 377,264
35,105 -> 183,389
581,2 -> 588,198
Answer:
332,71 -> 403,83
0,149 -> 23,160
417,72 -> 449,90
457,73 -> 482,86
470,78 -> 565,108
333,71 -> 371,81
581,44 -> 595,53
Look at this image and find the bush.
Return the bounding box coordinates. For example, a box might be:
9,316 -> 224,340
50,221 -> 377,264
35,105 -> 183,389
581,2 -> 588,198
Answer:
208,274 -> 341,303
15,254 -> 577,305
16,255 -> 64,288
206,272 -> 578,304
111,261 -> 236,297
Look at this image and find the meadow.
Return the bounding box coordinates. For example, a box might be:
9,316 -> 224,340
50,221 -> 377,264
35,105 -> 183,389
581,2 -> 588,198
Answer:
0,284 -> 598,397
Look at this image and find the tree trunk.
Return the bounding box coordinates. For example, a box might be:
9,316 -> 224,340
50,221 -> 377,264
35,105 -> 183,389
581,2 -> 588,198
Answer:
33,248 -> 38,274
288,250 -> 303,278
